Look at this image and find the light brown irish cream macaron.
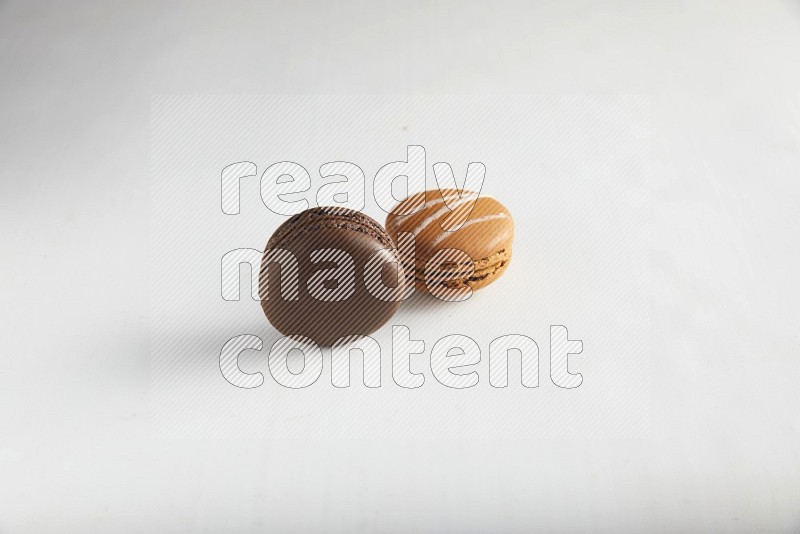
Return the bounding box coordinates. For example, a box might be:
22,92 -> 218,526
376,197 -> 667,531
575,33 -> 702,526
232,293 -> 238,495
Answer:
386,189 -> 513,294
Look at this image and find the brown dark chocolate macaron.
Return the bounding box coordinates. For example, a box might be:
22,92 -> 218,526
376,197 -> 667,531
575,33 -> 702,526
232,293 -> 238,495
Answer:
259,207 -> 403,346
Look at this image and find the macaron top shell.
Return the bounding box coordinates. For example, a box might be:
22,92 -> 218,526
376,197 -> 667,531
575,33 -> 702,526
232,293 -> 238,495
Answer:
386,189 -> 514,291
268,206 -> 395,251
260,207 -> 403,346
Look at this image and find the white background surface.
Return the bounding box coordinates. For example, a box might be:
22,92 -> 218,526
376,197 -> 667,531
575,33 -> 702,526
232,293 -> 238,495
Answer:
2,1 -> 800,532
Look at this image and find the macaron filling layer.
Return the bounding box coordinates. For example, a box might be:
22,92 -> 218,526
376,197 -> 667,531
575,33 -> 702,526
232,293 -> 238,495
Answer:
415,248 -> 512,289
